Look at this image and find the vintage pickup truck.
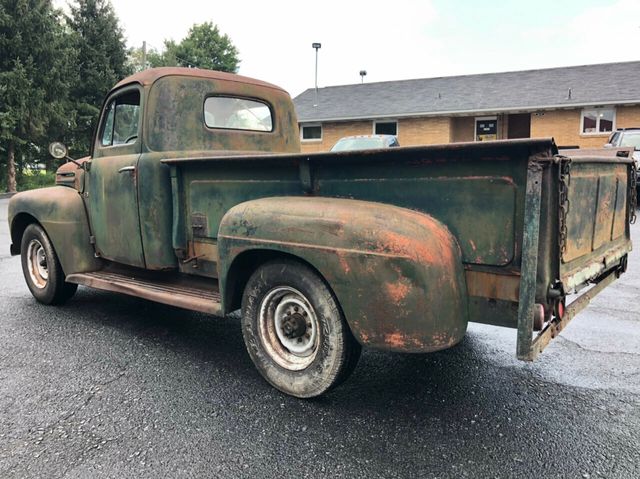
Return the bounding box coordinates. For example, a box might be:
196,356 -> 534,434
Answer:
8,68 -> 636,398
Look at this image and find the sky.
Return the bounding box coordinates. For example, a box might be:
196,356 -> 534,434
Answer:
54,0 -> 640,97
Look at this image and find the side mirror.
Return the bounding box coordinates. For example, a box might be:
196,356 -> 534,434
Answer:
49,142 -> 68,159
48,141 -> 84,168
603,143 -> 613,148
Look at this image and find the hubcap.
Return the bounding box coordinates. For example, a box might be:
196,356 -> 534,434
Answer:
258,286 -> 319,370
26,239 -> 48,289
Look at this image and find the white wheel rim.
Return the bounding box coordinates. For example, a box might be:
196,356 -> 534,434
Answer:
258,286 -> 320,371
27,239 -> 48,289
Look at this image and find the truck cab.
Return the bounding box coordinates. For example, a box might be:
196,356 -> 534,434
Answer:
81,68 -> 299,271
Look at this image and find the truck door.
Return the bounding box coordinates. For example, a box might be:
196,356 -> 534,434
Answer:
87,86 -> 145,268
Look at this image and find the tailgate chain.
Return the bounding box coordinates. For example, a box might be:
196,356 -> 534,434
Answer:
629,161 -> 637,224
557,155 -> 571,255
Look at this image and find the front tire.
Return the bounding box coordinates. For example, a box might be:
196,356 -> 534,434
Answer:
241,260 -> 361,398
20,223 -> 77,305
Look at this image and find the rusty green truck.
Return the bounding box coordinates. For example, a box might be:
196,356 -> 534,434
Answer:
7,68 -> 635,398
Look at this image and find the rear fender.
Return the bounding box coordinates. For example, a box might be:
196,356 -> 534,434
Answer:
218,197 -> 469,353
8,186 -> 102,275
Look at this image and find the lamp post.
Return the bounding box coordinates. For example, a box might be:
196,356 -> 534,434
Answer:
312,42 -> 321,107
359,70 -> 367,83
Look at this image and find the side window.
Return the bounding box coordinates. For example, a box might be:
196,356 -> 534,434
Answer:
100,90 -> 141,147
609,132 -> 620,146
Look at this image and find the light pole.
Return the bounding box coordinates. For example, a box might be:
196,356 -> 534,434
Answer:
312,42 -> 321,107
359,70 -> 367,84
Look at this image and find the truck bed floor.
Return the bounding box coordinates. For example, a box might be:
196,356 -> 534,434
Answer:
66,267 -> 222,316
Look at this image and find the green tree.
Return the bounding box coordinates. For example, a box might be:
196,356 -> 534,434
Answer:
66,0 -> 131,157
0,0 -> 74,192
151,22 -> 240,73
127,43 -> 161,73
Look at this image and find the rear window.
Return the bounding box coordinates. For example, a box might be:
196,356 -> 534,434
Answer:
620,132 -> 640,149
332,137 -> 386,151
204,97 -> 273,132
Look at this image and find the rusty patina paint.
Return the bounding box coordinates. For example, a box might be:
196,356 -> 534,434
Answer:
87,68 -> 300,271
8,186 -> 102,275
7,68 -> 633,361
55,157 -> 89,191
144,75 -> 299,154
561,160 -> 632,289
217,196 -> 469,353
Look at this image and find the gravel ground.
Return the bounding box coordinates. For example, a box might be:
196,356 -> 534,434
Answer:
0,197 -> 639,478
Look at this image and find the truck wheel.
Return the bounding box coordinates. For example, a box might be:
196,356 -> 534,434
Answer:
241,260 -> 361,398
20,223 -> 77,305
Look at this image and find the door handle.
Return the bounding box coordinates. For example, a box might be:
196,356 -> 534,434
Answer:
118,166 -> 136,173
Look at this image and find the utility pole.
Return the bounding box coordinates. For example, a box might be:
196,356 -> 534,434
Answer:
360,70 -> 367,83
141,41 -> 147,71
312,42 -> 321,107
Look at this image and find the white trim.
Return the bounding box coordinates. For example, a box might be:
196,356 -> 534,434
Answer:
580,107 -> 616,136
300,123 -> 323,142
298,100 -> 640,124
373,119 -> 398,136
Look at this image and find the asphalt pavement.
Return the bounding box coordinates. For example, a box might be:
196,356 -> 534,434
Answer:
0,197 -> 639,478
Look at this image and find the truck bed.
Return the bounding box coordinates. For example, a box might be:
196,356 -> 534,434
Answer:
161,138 -> 634,358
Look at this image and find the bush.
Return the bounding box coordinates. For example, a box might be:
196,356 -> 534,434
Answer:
16,170 -> 56,192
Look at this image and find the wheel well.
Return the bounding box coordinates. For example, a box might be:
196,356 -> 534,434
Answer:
224,249 -> 329,313
9,213 -> 39,255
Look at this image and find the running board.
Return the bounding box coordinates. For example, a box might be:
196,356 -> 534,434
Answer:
66,270 -> 223,316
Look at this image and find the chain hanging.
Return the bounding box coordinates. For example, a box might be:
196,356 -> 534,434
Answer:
557,156 -> 571,256
629,161 -> 637,224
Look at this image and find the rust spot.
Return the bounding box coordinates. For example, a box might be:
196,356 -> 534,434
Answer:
385,280 -> 411,304
384,330 -> 425,349
336,250 -> 351,274
430,331 -> 458,348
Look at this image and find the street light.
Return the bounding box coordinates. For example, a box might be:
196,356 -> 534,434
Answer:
359,70 -> 367,83
312,42 -> 321,107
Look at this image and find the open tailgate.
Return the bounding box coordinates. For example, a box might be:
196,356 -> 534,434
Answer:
517,147 -> 635,360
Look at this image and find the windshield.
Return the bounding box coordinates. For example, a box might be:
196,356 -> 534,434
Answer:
620,132 -> 640,150
331,137 -> 387,152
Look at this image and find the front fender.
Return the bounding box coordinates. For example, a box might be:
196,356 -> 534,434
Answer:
218,196 -> 468,353
8,186 -> 101,275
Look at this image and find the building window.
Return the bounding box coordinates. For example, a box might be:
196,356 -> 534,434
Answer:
581,108 -> 615,134
475,116 -> 497,141
301,124 -> 322,141
374,120 -> 397,136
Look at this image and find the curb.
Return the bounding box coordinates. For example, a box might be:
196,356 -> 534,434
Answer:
0,192 -> 17,199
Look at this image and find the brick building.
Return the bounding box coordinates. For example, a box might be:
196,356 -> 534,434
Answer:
293,61 -> 640,153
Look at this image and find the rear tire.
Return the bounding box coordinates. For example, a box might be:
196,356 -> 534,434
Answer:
241,260 -> 361,398
20,223 -> 77,305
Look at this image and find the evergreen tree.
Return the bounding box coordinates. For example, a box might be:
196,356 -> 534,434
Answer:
66,0 -> 131,157
0,0 -> 73,192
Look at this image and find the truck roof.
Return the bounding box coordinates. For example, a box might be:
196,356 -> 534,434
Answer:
113,67 -> 287,93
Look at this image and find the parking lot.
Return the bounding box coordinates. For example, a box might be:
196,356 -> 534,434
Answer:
0,196 -> 639,478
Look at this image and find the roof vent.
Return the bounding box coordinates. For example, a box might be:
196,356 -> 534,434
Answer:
567,87 -> 572,100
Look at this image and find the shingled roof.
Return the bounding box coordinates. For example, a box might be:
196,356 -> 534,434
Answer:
293,61 -> 640,123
